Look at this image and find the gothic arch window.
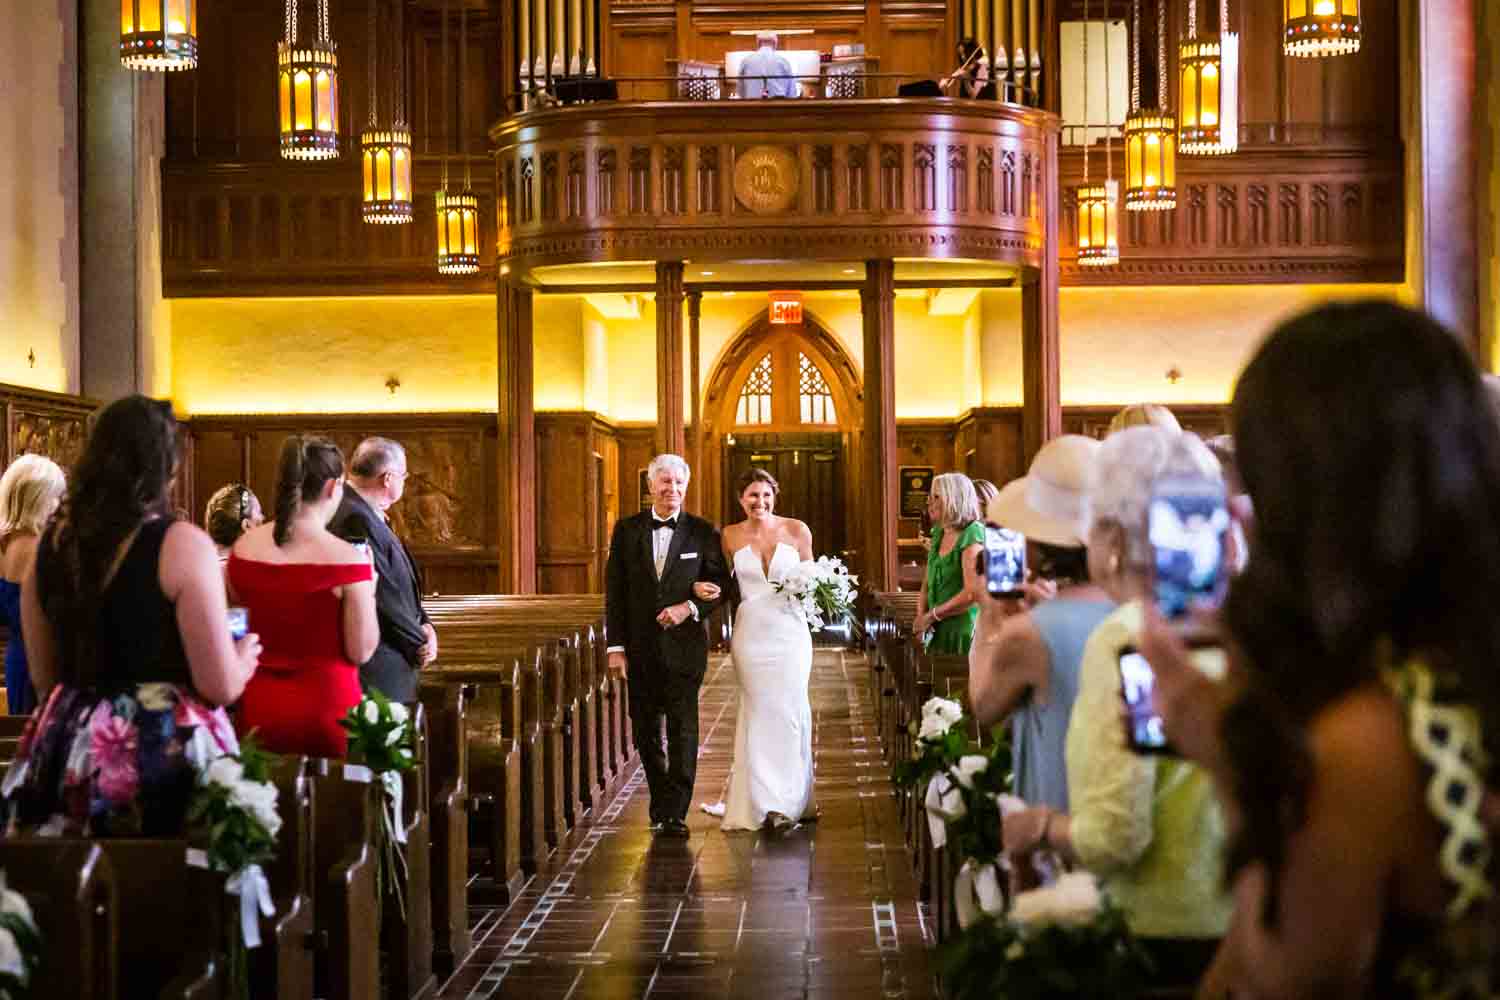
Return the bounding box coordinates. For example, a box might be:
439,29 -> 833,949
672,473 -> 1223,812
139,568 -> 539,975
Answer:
736,353 -> 774,425
798,352 -> 836,425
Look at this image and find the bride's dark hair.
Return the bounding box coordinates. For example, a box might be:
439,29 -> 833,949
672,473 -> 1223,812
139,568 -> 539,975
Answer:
737,468 -> 779,495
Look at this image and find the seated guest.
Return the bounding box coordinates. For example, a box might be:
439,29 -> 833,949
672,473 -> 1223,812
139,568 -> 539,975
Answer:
0,455 -> 64,716
1004,427 -> 1231,988
913,473 -> 985,654
739,32 -> 797,99
968,436 -> 1108,813
4,396 -> 260,836
203,483 -> 263,563
1141,302 -> 1500,997
941,38 -> 993,99
329,437 -> 436,702
230,436 -> 377,759
1107,402 -> 1181,434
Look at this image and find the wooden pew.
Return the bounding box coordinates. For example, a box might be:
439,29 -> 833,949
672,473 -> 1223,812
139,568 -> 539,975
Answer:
0,840 -> 116,1000
310,761 -> 381,1000
252,756 -> 316,1000
381,703 -> 436,1000
419,684 -> 472,974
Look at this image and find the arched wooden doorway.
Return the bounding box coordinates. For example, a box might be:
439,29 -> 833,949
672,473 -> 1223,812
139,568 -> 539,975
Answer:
700,311 -> 863,562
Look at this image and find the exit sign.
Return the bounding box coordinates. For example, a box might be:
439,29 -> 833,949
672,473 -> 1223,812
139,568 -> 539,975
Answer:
769,292 -> 803,325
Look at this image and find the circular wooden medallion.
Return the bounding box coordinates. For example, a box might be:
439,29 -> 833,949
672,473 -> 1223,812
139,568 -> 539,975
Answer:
733,146 -> 800,215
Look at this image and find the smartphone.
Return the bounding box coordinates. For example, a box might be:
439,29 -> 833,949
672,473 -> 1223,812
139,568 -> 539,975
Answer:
983,524 -> 1027,599
1118,646 -> 1171,754
351,539 -> 371,561
1148,476 -> 1230,621
227,606 -> 249,641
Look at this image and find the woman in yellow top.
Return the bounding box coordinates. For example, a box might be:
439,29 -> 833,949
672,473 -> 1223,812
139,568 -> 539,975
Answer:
912,473 -> 984,654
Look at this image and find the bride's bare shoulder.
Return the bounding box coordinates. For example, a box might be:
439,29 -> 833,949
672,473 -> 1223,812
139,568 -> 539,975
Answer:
783,518 -> 813,544
722,521 -> 744,547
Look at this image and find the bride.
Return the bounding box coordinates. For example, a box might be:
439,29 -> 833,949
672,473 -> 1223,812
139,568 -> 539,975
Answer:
695,468 -> 817,834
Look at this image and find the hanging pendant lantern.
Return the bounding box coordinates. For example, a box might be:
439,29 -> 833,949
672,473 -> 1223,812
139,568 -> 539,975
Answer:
1124,0 -> 1175,210
1074,0 -> 1118,267
279,0 -> 340,161
1179,0 -> 1239,156
121,0 -> 198,71
362,0 -> 412,223
437,0 -> 480,276
436,191 -> 481,275
1283,0 -> 1360,58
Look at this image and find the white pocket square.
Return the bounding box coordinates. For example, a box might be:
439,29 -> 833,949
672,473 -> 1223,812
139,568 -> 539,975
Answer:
681,552 -> 699,559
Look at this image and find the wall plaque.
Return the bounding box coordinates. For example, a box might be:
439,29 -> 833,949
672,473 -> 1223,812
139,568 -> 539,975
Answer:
733,146 -> 800,215
900,466 -> 935,518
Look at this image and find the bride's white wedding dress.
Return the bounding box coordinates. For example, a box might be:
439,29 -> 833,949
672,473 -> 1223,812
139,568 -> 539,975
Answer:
718,542 -> 816,831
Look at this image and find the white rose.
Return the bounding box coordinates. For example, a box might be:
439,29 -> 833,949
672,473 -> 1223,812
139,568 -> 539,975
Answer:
919,697 -> 963,740
0,884 -> 33,930
0,925 -> 22,980
231,778 -> 283,838
1009,872 -> 1102,928
951,754 -> 989,789
362,700 -> 381,725
385,727 -> 405,747
387,702 -> 409,725
206,757 -> 244,791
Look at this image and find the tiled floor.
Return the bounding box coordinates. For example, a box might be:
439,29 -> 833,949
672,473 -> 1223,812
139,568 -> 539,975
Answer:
436,648 -> 937,999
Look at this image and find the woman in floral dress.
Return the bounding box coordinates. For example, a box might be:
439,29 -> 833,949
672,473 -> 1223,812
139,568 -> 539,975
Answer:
2,395 -> 262,836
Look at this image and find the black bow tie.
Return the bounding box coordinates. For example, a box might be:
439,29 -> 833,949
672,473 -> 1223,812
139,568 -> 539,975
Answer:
652,516 -> 679,531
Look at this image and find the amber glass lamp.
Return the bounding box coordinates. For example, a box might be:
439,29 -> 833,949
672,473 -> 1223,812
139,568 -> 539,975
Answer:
360,0 -> 412,223
279,0 -> 340,161
1178,0 -> 1239,156
436,191 -> 480,275
1123,0 -> 1175,210
1284,0 -> 1360,58
121,0 -> 198,71
1076,181 -> 1120,267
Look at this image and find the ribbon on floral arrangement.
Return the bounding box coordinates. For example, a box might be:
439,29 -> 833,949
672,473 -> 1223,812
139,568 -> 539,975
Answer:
381,769 -> 408,845
924,772 -> 966,848
953,859 -> 1005,930
226,864 -> 276,949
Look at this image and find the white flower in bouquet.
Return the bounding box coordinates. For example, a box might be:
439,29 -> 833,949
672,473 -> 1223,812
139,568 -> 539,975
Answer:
775,556 -> 858,631
387,702 -> 409,725
229,776 -> 283,838
917,697 -> 963,741
0,925 -> 22,980
0,879 -> 32,932
362,699 -> 381,725
206,757 -> 245,791
1009,872 -> 1103,928
951,754 -> 989,789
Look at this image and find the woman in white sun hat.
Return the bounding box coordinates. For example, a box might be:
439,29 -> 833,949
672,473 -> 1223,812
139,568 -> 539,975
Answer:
967,434 -> 1109,814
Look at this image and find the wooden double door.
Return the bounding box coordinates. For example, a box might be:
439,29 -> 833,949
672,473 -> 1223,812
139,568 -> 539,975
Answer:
723,431 -> 846,558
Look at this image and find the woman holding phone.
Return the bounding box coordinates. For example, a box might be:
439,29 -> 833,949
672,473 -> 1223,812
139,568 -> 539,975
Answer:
1001,426 -> 1230,989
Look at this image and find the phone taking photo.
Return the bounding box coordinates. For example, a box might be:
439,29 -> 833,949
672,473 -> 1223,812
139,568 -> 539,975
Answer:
983,524 -> 1027,599
227,606 -> 249,641
1148,476 -> 1230,622
1118,646 -> 1172,754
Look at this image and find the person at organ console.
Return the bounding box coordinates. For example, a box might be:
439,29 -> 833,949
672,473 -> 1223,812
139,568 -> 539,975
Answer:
739,32 -> 798,99
942,38 -> 994,99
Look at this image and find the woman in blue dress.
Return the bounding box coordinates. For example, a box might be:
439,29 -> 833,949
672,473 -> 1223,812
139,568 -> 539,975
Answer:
0,455 -> 65,716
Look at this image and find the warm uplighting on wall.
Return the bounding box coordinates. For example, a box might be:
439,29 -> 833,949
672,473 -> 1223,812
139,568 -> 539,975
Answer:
1076,181 -> 1120,267
1179,0 -> 1239,155
1283,0 -> 1360,58
1123,0 -> 1175,211
279,0 -> 340,161
436,191 -> 480,275
121,0 -> 198,70
360,0 -> 411,223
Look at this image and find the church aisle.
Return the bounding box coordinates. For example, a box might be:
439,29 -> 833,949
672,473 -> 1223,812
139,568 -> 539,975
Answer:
436,649 -> 938,999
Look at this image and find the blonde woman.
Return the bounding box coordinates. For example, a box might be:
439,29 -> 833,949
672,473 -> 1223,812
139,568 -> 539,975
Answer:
0,455 -> 65,715
1107,403 -> 1181,435
913,473 -> 985,653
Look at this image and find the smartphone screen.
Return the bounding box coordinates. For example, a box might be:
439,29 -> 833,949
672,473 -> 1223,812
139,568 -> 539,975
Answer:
1118,647 -> 1171,754
227,606 -> 249,641
1148,477 -> 1230,620
983,524 -> 1027,599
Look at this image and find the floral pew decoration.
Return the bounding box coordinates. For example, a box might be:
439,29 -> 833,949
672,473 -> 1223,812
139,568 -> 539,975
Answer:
0,871 -> 41,998
894,697 -> 1151,999
340,690 -> 417,918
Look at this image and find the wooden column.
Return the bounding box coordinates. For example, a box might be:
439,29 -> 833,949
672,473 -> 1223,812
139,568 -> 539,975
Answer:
1417,0 -> 1478,354
687,290 -> 704,511
655,262 -> 687,457
498,282 -> 537,593
1022,128 -> 1062,465
860,259 -> 899,592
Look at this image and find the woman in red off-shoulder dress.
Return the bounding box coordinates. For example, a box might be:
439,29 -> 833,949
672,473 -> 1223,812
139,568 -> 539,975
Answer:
228,435 -> 379,758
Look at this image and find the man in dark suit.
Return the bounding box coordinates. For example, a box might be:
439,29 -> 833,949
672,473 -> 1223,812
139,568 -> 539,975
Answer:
329,437 -> 436,702
606,454 -> 729,837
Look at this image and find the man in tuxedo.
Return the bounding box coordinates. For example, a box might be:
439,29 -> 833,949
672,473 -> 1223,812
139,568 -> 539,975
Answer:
329,437 -> 437,701
605,454 -> 729,836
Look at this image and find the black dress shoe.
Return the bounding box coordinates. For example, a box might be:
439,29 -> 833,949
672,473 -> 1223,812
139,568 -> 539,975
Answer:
658,818 -> 690,837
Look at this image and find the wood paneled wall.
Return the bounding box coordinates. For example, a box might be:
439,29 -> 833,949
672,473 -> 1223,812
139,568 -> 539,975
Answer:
0,385 -> 98,473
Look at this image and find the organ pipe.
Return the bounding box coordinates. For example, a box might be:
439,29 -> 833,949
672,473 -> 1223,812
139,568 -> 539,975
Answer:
551,0 -> 564,75
960,0 -> 1043,103
569,0 -> 582,73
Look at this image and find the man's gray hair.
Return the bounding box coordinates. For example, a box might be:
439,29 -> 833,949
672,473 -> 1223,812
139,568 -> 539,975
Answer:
351,437 -> 407,479
755,30 -> 779,47
1091,426 -> 1221,572
648,453 -> 691,483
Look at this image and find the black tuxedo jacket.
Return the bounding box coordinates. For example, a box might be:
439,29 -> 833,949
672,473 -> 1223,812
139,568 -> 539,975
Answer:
328,488 -> 430,701
605,510 -> 729,687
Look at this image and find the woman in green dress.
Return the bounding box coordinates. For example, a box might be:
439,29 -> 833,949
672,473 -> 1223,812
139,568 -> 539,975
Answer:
913,472 -> 986,653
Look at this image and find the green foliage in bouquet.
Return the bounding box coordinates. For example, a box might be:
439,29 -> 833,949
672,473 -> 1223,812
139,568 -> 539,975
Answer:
339,687 -> 416,773
937,894 -> 1153,1000
187,733 -> 281,876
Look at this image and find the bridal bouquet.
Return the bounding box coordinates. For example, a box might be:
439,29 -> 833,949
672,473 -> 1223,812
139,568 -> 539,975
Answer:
774,555 -> 858,631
